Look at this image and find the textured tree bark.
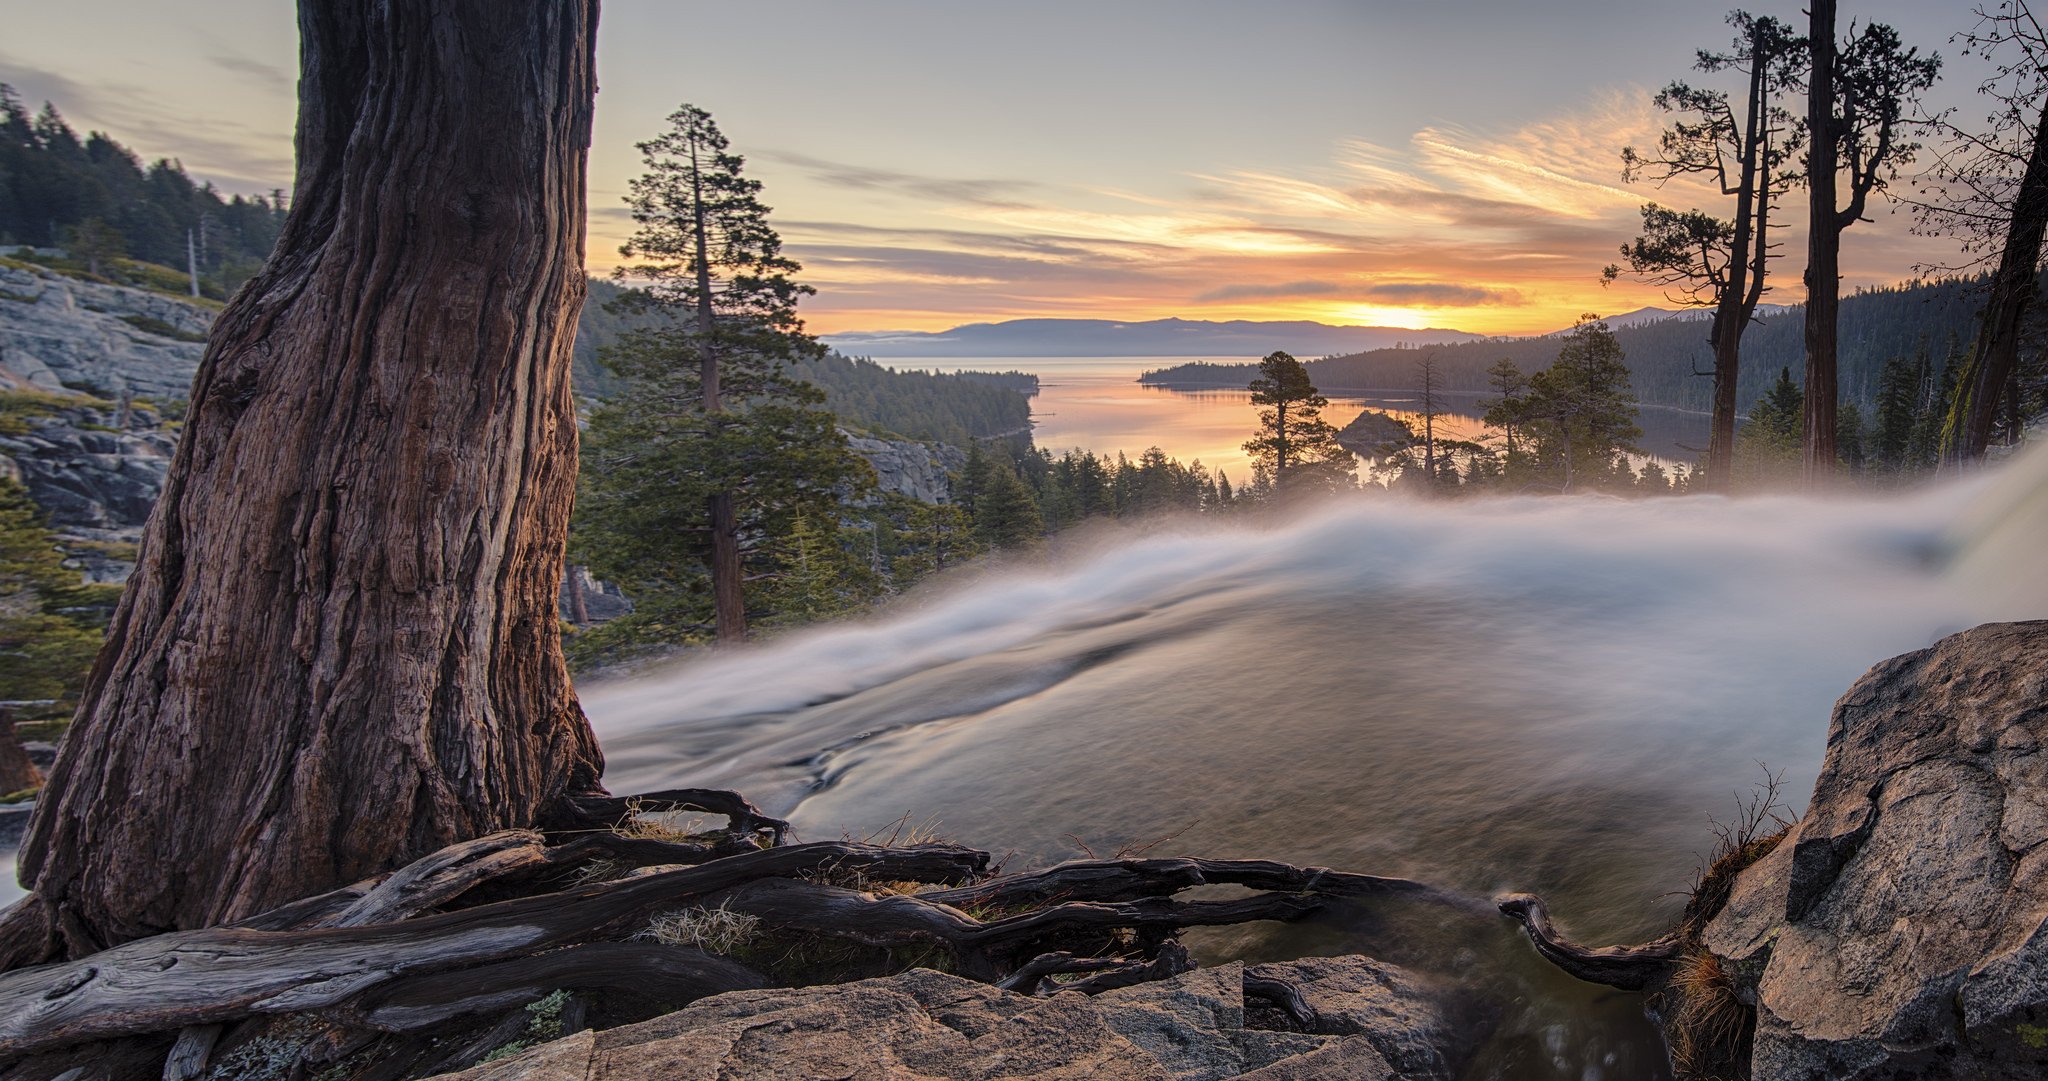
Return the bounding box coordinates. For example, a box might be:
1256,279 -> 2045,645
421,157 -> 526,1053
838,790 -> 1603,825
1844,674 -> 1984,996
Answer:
6,0 -> 607,963
1803,0 -> 1842,485
1949,97 -> 2048,465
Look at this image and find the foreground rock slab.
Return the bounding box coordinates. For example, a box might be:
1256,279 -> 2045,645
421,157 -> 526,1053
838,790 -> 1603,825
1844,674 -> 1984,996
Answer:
1704,620 -> 2048,1080
434,957 -> 1459,1081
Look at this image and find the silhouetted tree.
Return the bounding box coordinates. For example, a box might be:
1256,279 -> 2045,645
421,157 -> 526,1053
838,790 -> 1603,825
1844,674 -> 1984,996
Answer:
1802,2 -> 1940,481
1482,357 -> 1535,485
1416,350 -> 1445,484
1918,1 -> 2048,463
1609,11 -> 1802,490
1243,351 -> 1355,491
1504,317 -> 1644,492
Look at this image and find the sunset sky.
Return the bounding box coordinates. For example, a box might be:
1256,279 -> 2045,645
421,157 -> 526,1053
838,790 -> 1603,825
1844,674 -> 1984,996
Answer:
2,1 -> 1995,335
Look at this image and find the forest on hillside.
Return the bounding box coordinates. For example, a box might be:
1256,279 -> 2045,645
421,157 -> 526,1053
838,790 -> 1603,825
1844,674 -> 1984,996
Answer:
1142,277 -> 2005,413
0,86 -> 286,297
574,278 -> 1032,446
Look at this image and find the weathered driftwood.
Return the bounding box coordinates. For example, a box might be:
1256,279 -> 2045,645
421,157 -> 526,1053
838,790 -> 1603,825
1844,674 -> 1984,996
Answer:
0,841 -> 985,1057
326,831 -> 553,929
921,855 -> 1462,911
349,942 -> 767,1032
994,952 -> 1136,994
1244,969 -> 1323,1029
552,788 -> 791,844
1495,892 -> 1682,991
707,877 -> 1324,981
1062,941 -> 1197,995
161,1024 -> 222,1081
0,788 -> 1509,1080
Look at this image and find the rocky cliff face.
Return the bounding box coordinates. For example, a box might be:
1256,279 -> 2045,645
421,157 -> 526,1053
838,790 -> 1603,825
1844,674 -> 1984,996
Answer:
0,401 -> 177,581
844,432 -> 967,504
0,262 -> 208,401
1703,620 -> 2048,1080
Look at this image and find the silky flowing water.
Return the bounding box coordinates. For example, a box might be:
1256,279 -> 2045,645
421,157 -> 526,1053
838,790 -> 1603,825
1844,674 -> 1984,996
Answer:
586,449 -> 2048,1081
0,454 -> 2038,1079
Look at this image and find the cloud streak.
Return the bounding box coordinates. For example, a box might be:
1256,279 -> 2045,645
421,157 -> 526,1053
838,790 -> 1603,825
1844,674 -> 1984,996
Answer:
578,90 -> 1963,335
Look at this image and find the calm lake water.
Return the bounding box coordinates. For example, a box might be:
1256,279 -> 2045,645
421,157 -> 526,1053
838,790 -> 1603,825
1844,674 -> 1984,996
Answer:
893,356 -> 1712,480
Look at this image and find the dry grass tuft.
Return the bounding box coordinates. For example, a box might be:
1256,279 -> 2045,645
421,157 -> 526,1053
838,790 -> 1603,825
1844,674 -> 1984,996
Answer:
567,856 -> 632,887
639,903 -> 762,955
1681,765 -> 1794,939
1666,949 -> 1751,1080
1658,764 -> 1792,1079
858,811 -> 949,849
614,797 -> 717,844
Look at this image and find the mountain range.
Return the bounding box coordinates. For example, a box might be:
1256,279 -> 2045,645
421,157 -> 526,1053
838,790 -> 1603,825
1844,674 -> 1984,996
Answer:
819,307 -> 1824,359
1136,280 -> 1986,414
821,317 -> 1482,358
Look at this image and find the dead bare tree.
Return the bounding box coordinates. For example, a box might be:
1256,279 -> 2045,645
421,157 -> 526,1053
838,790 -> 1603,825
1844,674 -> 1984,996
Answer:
1609,11 -> 1803,491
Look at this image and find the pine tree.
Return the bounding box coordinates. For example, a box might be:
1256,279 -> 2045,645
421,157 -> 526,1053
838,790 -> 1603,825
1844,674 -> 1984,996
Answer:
1242,351 -> 1356,492
768,512 -> 881,625
1736,366 -> 1804,483
1506,317 -> 1644,492
574,104 -> 871,654
894,500 -> 980,581
0,480 -> 116,720
1871,349 -> 1927,472
975,466 -> 1042,548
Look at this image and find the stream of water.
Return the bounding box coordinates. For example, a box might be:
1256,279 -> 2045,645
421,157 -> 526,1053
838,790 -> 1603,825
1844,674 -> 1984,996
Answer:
585,448 -> 2048,1080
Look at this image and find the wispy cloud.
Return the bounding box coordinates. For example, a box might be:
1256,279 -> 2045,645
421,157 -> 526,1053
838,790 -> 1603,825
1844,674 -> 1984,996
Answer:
1195,280 -> 1347,302
208,54 -> 291,94
0,52 -> 291,191
588,88 -> 1950,335
760,150 -> 1040,207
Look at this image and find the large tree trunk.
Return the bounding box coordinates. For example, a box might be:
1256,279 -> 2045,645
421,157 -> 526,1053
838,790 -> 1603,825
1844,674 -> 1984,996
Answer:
1948,96 -> 2048,465
1702,27 -> 1775,492
7,0 -> 606,966
1803,0 -> 1842,485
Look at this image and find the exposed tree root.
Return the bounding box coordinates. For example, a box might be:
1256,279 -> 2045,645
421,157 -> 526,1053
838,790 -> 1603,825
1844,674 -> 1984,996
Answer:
1494,893 -> 1683,991
0,789 -> 1479,1081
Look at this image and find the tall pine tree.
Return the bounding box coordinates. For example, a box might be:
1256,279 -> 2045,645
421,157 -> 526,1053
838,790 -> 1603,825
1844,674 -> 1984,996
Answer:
574,105 -> 870,655
1242,351 -> 1355,492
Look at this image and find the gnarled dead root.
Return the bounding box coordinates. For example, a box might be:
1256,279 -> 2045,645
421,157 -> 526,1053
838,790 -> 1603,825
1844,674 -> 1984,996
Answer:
1494,893 -> 1684,991
0,788 -> 1476,1081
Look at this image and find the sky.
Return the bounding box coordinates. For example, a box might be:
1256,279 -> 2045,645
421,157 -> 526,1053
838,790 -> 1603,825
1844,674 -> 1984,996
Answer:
0,1 -> 2006,336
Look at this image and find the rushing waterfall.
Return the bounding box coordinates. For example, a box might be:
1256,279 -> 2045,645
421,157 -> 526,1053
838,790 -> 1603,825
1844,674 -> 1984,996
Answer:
583,448 -> 2047,1080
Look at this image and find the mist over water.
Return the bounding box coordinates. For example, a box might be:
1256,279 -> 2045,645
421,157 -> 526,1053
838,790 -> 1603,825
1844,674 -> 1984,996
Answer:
587,449 -> 2047,1080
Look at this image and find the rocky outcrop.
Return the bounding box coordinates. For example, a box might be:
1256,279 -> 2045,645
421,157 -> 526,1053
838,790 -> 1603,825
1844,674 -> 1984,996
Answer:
845,431 -> 967,504
0,401 -> 178,582
0,262 -> 208,401
434,957 -> 1461,1081
1702,620 -> 2048,1080
1334,410 -> 1418,461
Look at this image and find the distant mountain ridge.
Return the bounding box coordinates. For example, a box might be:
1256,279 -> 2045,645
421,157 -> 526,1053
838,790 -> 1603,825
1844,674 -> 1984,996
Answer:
1139,279 -> 1989,415
822,317 -> 1483,358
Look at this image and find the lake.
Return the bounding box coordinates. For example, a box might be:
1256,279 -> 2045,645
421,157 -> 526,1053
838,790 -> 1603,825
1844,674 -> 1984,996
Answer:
889,356 -> 1711,481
